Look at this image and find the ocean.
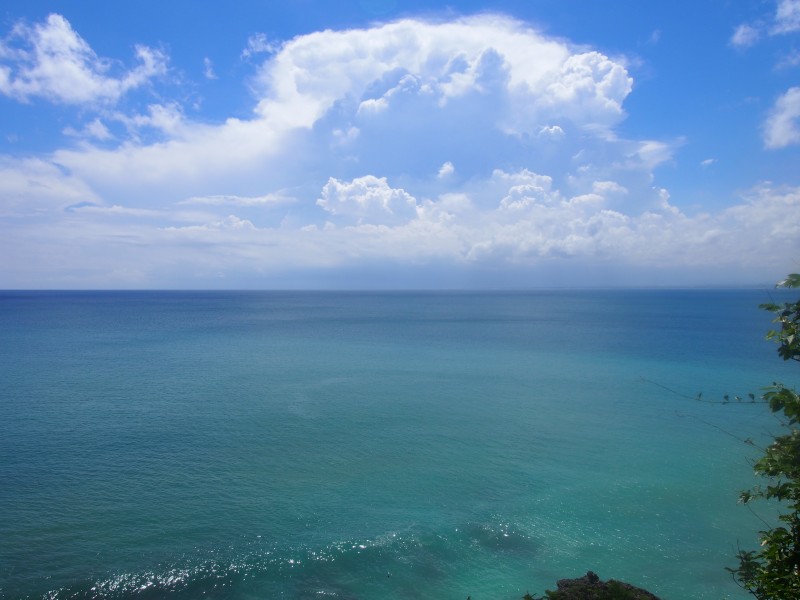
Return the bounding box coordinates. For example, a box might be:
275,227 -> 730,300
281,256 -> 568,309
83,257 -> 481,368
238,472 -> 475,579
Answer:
0,289 -> 796,600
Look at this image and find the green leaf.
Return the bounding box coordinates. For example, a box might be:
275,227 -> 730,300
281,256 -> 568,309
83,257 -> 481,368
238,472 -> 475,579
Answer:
729,274 -> 800,599
777,273 -> 800,288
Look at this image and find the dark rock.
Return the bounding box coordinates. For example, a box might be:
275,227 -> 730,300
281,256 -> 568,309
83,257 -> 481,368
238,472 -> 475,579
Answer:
545,571 -> 661,599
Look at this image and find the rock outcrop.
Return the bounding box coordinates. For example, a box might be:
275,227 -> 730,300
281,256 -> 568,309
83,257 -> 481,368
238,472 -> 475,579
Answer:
537,571 -> 661,599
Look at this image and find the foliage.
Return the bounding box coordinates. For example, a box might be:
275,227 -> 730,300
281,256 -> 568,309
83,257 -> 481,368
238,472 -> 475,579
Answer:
728,274 -> 800,599
760,274 -> 800,364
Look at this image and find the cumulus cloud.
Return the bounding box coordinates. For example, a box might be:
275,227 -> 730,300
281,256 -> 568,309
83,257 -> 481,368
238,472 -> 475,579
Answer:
29,15 -> 640,200
541,51 -> 632,125
299,175 -> 799,279
253,16 -> 631,135
299,171 -> 798,274
764,87 -> 800,148
0,14 -> 167,105
3,162 -> 798,286
437,161 -> 455,179
539,125 -> 565,138
495,169 -> 559,211
1,14 -> 792,288
317,176 -> 418,225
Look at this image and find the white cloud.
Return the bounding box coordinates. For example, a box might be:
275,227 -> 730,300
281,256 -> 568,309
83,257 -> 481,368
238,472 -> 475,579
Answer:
317,175 -> 418,225
51,114 -> 290,193
776,48 -> 800,69
437,161 -> 455,179
496,169 -> 558,211
0,14 -> 167,105
0,156 -> 101,216
253,17 -> 631,135
115,103 -> 186,137
633,140 -> 675,169
592,180 -> 628,195
203,57 -> 217,80
3,163 -> 798,286
69,204 -> 165,219
332,126 -> 360,146
86,119 -> 113,140
180,193 -> 294,207
63,118 -> 113,141
764,86 -> 800,148
165,214 -> 256,232
302,173 -> 798,276
730,1 -> 800,49
241,33 -> 278,59
730,24 -> 760,48
773,0 -> 800,34
2,15 -> 794,288
541,51 -> 632,125
33,15 -> 638,201
539,125 -> 565,138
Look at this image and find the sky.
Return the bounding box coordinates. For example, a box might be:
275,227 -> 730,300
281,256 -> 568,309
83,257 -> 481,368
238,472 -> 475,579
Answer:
1,1 -> 799,289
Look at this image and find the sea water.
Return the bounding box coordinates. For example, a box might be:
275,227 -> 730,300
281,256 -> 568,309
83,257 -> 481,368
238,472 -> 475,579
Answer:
0,289 -> 796,600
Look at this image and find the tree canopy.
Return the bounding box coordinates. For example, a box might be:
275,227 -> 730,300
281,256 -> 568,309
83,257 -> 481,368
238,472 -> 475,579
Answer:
729,274 -> 800,599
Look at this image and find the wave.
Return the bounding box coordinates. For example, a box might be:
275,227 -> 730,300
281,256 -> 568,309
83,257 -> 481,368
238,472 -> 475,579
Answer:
39,519 -> 538,600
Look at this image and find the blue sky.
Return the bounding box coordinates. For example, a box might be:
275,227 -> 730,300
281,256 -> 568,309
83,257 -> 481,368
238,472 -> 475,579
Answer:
1,1 -> 799,289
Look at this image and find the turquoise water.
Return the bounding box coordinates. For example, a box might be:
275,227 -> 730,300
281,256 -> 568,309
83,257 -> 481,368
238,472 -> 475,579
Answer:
0,290 -> 796,599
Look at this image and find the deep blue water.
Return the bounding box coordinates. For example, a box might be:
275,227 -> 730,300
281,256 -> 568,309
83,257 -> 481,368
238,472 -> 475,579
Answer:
0,289 -> 796,599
